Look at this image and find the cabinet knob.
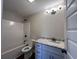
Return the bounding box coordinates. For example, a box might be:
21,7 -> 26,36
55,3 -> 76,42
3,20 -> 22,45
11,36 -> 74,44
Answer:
49,55 -> 54,59
36,50 -> 40,54
61,49 -> 67,54
52,56 -> 54,59
37,45 -> 40,47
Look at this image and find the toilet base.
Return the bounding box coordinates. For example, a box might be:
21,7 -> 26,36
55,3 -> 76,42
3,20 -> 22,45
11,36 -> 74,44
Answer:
24,51 -> 32,59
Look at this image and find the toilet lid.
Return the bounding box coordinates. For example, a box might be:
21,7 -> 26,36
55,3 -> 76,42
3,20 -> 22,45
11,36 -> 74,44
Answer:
22,46 -> 32,53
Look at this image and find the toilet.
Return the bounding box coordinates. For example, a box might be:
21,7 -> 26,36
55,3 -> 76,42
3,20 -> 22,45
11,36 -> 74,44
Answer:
21,46 -> 32,59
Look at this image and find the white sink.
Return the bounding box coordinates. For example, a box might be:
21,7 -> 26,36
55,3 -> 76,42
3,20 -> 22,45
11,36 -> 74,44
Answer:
21,46 -> 32,53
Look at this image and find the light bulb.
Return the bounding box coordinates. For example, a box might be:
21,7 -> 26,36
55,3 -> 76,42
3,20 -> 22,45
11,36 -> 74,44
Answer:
58,5 -> 63,10
45,10 -> 50,13
28,0 -> 35,3
9,21 -> 14,26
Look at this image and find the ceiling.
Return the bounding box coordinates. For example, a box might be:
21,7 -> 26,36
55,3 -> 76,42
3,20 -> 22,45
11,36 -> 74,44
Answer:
3,0 -> 65,17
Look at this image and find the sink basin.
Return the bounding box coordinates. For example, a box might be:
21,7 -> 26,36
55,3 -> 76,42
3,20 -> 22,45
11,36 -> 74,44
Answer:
21,46 -> 32,53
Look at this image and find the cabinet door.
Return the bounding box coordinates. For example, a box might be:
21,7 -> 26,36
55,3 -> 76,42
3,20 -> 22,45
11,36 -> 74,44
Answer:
48,54 -> 54,59
35,43 -> 64,59
51,53 -> 64,59
48,52 -> 63,59
35,54 -> 41,59
42,48 -> 64,59
42,50 -> 55,59
42,51 -> 50,59
35,43 -> 42,59
42,44 -> 64,56
35,49 -> 42,59
42,51 -> 63,59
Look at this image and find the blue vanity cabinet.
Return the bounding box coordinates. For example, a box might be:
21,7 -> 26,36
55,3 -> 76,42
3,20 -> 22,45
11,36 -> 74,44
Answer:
35,43 -> 64,59
42,50 -> 64,59
42,51 -> 54,59
35,43 -> 43,59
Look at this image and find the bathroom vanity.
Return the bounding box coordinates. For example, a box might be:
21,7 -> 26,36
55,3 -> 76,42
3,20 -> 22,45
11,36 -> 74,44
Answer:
33,39 -> 65,59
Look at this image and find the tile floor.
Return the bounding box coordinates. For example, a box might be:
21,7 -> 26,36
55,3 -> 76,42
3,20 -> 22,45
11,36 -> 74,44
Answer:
17,53 -> 35,59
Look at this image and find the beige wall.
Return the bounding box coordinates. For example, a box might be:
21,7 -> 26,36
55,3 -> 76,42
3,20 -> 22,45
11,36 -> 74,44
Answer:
2,10 -> 24,23
23,22 -> 32,47
28,9 -> 65,40
1,20 -> 24,53
1,10 -> 24,59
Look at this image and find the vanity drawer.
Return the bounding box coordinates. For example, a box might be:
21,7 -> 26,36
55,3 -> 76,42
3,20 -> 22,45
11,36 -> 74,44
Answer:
42,44 -> 64,56
35,47 -> 42,54
35,54 -> 41,59
35,43 -> 41,48
35,43 -> 42,59
35,43 -> 43,54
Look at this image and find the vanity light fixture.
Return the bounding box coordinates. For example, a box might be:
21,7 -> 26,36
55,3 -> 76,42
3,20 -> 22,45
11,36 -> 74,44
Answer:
44,5 -> 64,14
45,10 -> 50,13
28,0 -> 35,3
45,8 -> 56,15
51,8 -> 57,11
58,5 -> 63,10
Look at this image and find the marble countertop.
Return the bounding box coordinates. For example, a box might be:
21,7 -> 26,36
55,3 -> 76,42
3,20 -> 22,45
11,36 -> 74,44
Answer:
32,39 -> 65,49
